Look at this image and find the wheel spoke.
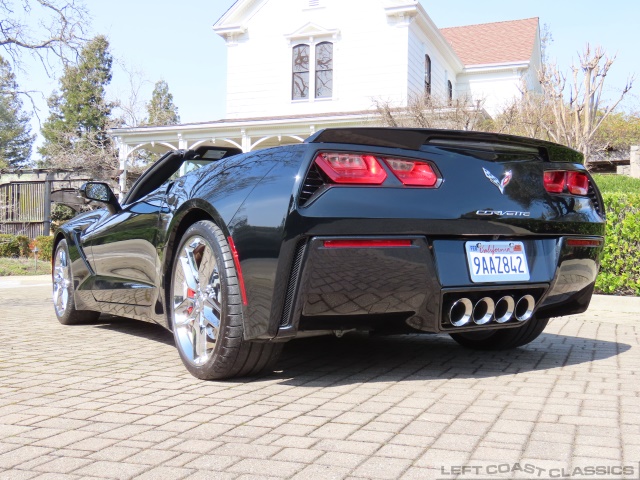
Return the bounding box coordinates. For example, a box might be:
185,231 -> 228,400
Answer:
203,305 -> 220,342
191,322 -> 199,360
180,252 -> 199,291
197,317 -> 208,359
60,289 -> 68,311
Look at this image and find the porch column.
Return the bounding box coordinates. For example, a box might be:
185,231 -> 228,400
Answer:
117,138 -> 131,201
241,129 -> 251,152
178,133 -> 188,151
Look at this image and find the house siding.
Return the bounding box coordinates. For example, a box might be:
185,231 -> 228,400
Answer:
225,0 -> 412,119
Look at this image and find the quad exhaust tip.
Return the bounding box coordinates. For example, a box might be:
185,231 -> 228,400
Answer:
449,298 -> 473,327
449,294 -> 535,327
515,294 -> 535,322
472,297 -> 494,325
494,296 -> 515,323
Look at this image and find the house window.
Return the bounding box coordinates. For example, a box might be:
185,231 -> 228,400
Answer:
292,44 -> 310,100
425,54 -> 432,96
292,41 -> 333,100
447,80 -> 453,102
315,42 -> 333,98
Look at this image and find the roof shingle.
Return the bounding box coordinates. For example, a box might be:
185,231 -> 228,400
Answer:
440,17 -> 539,66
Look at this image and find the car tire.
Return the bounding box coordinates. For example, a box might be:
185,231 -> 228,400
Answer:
449,316 -> 549,350
169,220 -> 282,380
52,239 -> 101,325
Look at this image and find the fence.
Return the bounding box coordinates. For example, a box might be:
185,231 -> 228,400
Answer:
0,170 -> 93,237
0,182 -> 48,237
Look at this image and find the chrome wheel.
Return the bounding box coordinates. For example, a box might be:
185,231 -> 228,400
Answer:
53,247 -> 71,317
172,236 -> 222,366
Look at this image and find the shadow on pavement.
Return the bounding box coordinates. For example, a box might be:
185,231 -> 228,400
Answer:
83,315 -> 630,384
271,332 -> 630,385
92,315 -> 175,346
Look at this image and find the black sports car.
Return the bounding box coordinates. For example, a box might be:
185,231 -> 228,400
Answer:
51,128 -> 605,379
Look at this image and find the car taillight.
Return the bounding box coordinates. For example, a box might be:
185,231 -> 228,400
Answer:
544,170 -> 590,196
566,172 -> 589,195
314,153 -> 387,184
384,158 -> 438,187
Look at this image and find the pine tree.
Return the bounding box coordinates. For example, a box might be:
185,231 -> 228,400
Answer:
0,57 -> 34,168
39,35 -> 117,175
145,80 -> 180,126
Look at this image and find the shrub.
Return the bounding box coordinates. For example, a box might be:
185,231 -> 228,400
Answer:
35,235 -> 54,262
0,234 -> 21,257
595,192 -> 640,295
16,235 -> 30,257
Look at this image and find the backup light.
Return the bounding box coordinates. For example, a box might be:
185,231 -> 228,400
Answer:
385,158 -> 438,187
314,153 -> 387,184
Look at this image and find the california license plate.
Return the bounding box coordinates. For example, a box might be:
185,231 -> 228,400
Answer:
465,241 -> 530,283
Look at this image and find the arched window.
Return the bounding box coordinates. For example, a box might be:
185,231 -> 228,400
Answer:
447,80 -> 453,102
315,42 -> 333,98
292,44 -> 310,100
425,54 -> 432,96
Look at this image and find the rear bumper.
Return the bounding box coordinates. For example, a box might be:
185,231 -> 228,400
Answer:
274,235 -> 602,339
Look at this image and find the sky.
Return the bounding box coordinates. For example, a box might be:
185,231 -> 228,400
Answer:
15,0 -> 640,154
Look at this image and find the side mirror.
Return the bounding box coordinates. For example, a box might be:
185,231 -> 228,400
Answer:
79,182 -> 122,214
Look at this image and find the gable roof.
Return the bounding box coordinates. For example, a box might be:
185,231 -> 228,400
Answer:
440,17 -> 539,66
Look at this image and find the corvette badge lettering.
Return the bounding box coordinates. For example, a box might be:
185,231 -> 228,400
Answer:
476,210 -> 530,217
483,167 -> 512,194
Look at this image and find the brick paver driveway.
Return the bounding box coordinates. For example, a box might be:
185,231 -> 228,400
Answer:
1,276 -> 639,479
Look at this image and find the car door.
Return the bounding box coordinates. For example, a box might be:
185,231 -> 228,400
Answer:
81,184 -> 170,307
80,151 -> 188,307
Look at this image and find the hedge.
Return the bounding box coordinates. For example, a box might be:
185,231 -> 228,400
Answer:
35,236 -> 54,262
595,192 -> 640,295
0,234 -> 30,258
0,234 -> 53,261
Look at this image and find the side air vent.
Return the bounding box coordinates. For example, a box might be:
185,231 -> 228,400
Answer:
280,239 -> 308,327
298,163 -> 326,206
587,182 -> 604,217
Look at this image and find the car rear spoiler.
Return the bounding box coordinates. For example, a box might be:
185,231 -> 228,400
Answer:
307,128 -> 583,164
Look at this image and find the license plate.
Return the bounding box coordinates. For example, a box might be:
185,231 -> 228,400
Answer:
465,241 -> 530,283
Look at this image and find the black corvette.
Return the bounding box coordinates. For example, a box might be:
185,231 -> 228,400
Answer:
51,128 -> 605,379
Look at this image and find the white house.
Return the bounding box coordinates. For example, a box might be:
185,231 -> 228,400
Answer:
110,0 -> 542,191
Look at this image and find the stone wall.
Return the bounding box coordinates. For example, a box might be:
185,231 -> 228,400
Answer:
631,146 -> 640,179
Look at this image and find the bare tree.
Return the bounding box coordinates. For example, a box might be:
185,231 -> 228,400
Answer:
0,0 -> 88,71
111,60 -> 150,128
374,93 -> 488,131
495,45 -> 634,162
39,125 -> 119,180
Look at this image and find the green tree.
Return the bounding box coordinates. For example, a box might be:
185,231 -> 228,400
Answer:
145,80 -> 180,126
39,35 -> 117,175
0,56 -> 34,168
